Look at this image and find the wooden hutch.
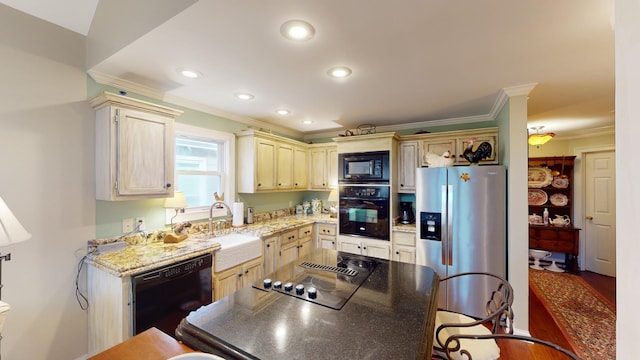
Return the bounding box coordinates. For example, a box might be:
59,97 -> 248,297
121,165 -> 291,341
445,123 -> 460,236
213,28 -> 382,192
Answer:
528,156 -> 580,272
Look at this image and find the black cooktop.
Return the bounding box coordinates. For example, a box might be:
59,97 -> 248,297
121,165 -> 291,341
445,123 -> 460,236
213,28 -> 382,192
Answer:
253,253 -> 377,310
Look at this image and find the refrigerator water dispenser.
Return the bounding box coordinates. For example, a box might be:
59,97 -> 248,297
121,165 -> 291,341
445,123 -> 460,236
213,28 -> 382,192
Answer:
420,212 -> 441,241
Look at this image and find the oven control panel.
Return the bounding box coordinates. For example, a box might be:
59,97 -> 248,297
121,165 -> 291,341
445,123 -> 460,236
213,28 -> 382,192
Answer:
339,185 -> 389,199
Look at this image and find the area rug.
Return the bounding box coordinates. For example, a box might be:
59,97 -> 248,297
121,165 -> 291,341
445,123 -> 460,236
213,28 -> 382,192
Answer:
529,269 -> 616,360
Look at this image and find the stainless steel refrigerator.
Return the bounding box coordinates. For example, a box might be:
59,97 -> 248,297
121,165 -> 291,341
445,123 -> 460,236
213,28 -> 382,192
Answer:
416,165 -> 506,319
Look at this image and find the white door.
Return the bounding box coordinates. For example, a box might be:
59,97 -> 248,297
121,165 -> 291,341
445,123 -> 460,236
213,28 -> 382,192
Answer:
584,151 -> 616,276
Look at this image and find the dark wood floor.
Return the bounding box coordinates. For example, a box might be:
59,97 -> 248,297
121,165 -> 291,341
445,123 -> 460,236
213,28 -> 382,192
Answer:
509,270 -> 616,359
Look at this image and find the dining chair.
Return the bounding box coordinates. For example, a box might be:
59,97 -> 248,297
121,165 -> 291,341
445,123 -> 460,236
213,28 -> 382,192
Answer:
441,333 -> 580,360
432,272 -> 514,360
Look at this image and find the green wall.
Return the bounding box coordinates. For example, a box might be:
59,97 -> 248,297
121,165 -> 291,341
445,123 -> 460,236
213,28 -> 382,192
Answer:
90,78 -> 508,238
90,79 -> 338,238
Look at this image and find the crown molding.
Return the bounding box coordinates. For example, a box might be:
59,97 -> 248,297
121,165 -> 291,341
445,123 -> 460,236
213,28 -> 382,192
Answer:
555,125 -> 615,140
501,83 -> 538,97
304,111 -> 496,141
87,70 -> 304,139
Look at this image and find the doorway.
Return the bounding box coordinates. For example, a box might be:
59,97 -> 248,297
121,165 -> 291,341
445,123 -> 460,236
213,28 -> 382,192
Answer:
583,150 -> 616,276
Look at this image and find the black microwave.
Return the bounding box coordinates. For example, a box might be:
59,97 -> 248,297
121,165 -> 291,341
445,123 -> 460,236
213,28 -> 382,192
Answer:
338,151 -> 390,183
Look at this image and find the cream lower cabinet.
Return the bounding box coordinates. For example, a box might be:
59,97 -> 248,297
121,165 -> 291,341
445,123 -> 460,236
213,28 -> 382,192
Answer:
279,225 -> 314,266
87,263 -> 132,356
316,223 -> 337,249
263,234 -> 278,275
392,231 -> 417,264
213,257 -> 263,301
90,92 -> 182,200
338,236 -> 391,260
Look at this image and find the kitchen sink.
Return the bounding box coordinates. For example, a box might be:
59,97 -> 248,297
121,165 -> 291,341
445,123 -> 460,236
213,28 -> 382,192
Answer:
212,233 -> 262,272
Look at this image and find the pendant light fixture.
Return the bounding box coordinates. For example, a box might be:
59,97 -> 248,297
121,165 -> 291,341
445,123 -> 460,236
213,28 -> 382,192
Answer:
528,126 -> 555,148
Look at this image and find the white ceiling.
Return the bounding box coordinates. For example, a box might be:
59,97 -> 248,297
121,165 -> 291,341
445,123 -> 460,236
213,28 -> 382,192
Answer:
2,0 -> 615,138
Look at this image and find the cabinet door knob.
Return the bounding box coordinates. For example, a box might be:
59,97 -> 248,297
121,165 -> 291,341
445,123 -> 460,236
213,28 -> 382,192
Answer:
166,183 -> 172,188
586,216 -> 594,220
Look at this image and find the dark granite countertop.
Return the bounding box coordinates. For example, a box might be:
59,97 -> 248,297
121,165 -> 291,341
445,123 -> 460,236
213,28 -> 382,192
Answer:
176,248 -> 439,360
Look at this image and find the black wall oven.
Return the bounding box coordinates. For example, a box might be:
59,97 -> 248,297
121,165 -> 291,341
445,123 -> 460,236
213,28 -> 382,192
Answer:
132,253 -> 212,336
339,185 -> 390,241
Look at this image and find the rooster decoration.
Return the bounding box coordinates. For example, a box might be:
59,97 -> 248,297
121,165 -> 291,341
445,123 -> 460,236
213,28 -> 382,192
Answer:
424,150 -> 454,168
462,138 -> 493,164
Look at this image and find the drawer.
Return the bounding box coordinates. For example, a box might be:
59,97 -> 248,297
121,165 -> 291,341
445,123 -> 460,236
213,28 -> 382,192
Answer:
393,231 -> 415,247
529,239 -> 574,253
298,225 -> 314,238
317,224 -> 336,236
281,229 -> 298,244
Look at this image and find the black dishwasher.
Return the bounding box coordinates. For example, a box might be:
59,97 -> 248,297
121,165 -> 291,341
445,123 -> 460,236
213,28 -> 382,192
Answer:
132,253 -> 212,336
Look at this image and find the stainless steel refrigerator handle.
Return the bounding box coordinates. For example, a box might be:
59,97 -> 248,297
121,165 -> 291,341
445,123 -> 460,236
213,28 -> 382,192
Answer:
447,184 -> 453,266
441,185 -> 447,266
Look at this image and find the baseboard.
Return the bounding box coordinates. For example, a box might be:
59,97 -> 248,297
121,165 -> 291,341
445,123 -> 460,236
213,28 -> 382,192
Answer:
513,327 -> 531,337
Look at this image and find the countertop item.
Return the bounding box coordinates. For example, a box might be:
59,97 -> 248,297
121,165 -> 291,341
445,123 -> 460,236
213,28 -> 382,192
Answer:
87,214 -> 337,277
88,327 -> 194,360
176,248 -> 440,360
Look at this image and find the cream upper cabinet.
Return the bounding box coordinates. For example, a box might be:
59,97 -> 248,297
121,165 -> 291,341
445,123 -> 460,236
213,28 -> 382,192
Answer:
293,146 -> 308,189
398,141 -> 419,193
309,144 -> 338,190
455,132 -> 498,165
327,147 -> 338,188
276,143 -> 294,190
90,92 -> 182,201
256,138 -> 278,191
421,138 -> 457,167
237,130 -> 312,193
406,128 -> 499,167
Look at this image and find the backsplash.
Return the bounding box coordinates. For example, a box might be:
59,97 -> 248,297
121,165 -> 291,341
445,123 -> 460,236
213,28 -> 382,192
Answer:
88,207 -> 297,250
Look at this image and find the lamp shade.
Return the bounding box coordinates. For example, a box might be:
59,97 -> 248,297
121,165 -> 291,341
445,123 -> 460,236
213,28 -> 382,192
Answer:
528,133 -> 555,147
164,191 -> 187,209
328,189 -> 339,203
0,196 -> 32,246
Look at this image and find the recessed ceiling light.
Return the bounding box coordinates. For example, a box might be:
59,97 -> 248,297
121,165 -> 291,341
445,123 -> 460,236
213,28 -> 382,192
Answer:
235,93 -> 254,100
303,120 -> 313,125
276,109 -> 291,116
280,20 -> 315,41
177,67 -> 203,79
327,66 -> 352,79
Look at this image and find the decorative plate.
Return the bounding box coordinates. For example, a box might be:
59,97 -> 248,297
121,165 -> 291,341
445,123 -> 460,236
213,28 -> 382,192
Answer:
551,177 -> 569,188
528,167 -> 553,188
528,189 -> 548,206
549,193 -> 568,206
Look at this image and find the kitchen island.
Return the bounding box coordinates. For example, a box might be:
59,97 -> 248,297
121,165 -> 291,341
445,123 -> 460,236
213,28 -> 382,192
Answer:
176,248 -> 439,359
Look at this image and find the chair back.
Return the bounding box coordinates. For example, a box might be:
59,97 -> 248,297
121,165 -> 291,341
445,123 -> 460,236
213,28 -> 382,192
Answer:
443,333 -> 581,360
434,272 -> 514,358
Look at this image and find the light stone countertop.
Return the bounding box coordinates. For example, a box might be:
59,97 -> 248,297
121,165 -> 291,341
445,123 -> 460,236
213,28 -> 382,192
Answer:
392,223 -> 416,233
87,214 -> 338,277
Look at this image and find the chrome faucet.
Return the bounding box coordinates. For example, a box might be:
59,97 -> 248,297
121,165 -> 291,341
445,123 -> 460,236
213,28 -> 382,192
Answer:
209,201 -> 233,235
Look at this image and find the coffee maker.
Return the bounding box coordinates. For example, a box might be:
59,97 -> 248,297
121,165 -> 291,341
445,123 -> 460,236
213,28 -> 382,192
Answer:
399,202 -> 415,224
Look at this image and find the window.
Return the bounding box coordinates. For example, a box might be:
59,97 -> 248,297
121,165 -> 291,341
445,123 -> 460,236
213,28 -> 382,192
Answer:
166,124 -> 235,224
